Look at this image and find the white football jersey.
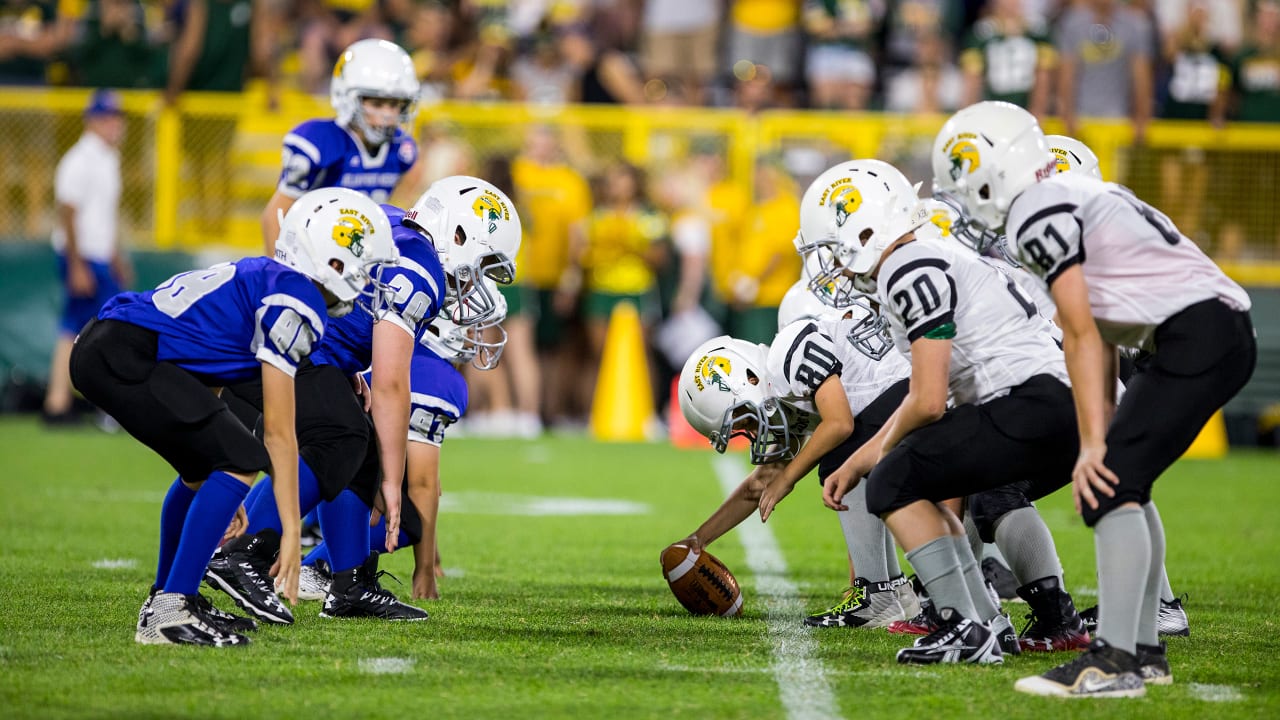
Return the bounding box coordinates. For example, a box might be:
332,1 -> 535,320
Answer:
876,237 -> 1069,406
1006,173 -> 1250,351
767,319 -> 912,425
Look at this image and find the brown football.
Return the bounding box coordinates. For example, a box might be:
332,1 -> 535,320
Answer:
660,544 -> 743,617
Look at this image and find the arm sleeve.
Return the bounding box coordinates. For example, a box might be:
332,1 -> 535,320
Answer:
277,127 -> 331,198
777,322 -> 844,396
882,259 -> 958,343
254,301 -> 323,376
376,253 -> 445,336
1010,199 -> 1084,286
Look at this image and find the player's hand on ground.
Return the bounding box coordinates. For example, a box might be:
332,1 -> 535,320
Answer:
351,373 -> 372,412
1071,442 -> 1119,514
68,259 -> 96,297
271,532 -> 301,605
758,478 -> 796,523
221,504 -> 248,543
412,571 -> 439,600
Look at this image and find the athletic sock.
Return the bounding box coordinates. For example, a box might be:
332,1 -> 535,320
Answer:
245,457 -> 323,535
953,534 -> 999,623
303,543 -> 329,567
837,481 -> 891,583
905,535 -> 978,621
163,472 -> 250,595
317,489 -> 372,574
962,511 -> 984,567
1159,567 -> 1176,604
1140,502 -> 1167,646
366,515 -> 412,556
992,506 -> 1065,587
155,478 -> 197,589
884,527 -> 902,579
1095,506 -> 1150,655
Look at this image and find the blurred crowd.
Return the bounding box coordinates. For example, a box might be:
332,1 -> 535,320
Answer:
7,0 -> 1280,435
1,0 -> 1277,124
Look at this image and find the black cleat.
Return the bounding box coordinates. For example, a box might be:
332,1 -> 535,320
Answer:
204,529 -> 294,625
982,556 -> 1020,601
1014,639 -> 1146,698
896,607 -> 1003,665
192,593 -> 258,633
320,554 -> 428,621
135,591 -> 250,647
1016,576 -> 1091,652
1137,641 -> 1173,685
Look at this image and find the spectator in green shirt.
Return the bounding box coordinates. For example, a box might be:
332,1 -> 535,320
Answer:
959,0 -> 1054,118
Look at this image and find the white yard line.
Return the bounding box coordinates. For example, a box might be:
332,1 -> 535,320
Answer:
713,455 -> 841,720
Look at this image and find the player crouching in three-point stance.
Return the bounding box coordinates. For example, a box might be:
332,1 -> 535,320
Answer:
813,159 -> 1081,666
70,187 -> 397,646
932,101 -> 1255,697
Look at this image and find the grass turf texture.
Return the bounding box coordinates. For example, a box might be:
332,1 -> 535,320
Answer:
0,417 -> 1277,719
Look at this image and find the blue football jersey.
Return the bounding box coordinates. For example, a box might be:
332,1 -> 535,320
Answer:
308,205 -> 446,375
98,257 -> 328,384
407,347 -> 470,446
277,119 -> 418,203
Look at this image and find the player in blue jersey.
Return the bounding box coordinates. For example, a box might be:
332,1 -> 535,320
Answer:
69,187 -> 397,647
297,280 -> 507,603
262,38 -> 421,254
208,199 -> 445,623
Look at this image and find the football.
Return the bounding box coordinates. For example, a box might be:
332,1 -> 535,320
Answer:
660,544 -> 743,617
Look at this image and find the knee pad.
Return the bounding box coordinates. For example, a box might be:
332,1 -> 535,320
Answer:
969,483 -> 1033,544
864,447 -> 919,517
1081,483 -> 1151,527
299,418 -> 373,501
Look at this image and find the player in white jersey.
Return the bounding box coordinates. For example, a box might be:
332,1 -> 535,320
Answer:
668,295 -> 919,628
932,101 -> 1255,697
1042,134 -> 1192,640
799,159 -> 1081,666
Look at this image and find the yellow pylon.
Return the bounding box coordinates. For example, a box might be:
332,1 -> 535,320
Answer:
590,301 -> 654,442
1183,410 -> 1228,459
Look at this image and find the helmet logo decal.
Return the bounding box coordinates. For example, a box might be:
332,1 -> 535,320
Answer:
333,50 -> 351,79
693,355 -> 733,392
929,209 -> 953,237
944,134 -> 981,181
1050,147 -> 1071,174
472,191 -> 510,235
831,185 -> 862,227
332,210 -> 372,257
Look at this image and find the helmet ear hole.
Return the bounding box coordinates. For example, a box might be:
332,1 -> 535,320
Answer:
454,226 -> 467,246
859,228 -> 874,244
978,184 -> 991,200
746,369 -> 759,386
328,258 -> 345,273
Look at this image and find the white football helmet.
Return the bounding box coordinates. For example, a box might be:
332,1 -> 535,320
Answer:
778,279 -> 844,330
330,39 -> 420,147
678,336 -> 795,464
403,175 -> 522,326
419,277 -> 508,370
275,187 -> 398,317
778,280 -> 892,361
796,159 -> 928,299
1045,134 -> 1103,179
931,101 -> 1055,251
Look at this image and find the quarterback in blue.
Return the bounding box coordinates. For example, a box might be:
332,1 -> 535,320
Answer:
212,202 -> 446,623
261,38 -> 420,253
69,187 -> 397,647
297,279 -> 506,604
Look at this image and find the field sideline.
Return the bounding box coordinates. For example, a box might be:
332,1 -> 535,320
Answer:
1,418 -> 1277,719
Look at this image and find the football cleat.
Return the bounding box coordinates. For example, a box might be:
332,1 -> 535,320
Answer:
191,593 -> 258,634
298,559 -> 333,601
891,574 -> 921,620
1016,576 -> 1091,652
1157,596 -> 1190,637
889,599 -> 941,636
989,613 -> 1021,656
1137,641 -> 1173,685
1079,595 -> 1190,638
135,591 -> 250,647
1014,639 -> 1146,698
204,529 -> 294,625
896,607 -> 1003,665
804,578 -> 905,628
982,556 -> 1021,601
320,554 -> 428,621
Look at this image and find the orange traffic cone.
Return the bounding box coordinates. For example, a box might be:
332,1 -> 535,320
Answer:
590,301 -> 655,442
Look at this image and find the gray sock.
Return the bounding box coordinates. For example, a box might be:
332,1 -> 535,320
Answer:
1095,506 -> 1150,655
1160,567 -> 1175,603
992,507 -> 1064,587
953,534 -> 999,623
905,535 -> 977,620
983,542 -> 1009,564
963,511 -> 984,565
836,482 -> 890,583
1139,502 -> 1167,646
885,528 -> 902,579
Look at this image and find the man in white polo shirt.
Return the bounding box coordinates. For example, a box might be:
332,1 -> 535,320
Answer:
44,89 -> 131,425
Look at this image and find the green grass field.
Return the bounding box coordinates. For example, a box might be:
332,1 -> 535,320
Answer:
1,417 -> 1278,719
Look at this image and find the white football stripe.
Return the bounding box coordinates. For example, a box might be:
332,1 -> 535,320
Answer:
665,546 -> 699,582
712,455 -> 841,720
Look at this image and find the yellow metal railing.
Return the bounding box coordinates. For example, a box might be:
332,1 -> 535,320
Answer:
2,87 -> 1278,283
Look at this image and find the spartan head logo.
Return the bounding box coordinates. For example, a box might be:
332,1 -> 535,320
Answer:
699,355 -> 733,392
331,213 -> 366,257
948,140 -> 981,181
472,192 -> 505,235
831,185 -> 862,228
1050,147 -> 1071,174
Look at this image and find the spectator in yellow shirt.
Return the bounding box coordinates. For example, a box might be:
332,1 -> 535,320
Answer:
724,161 -> 801,344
